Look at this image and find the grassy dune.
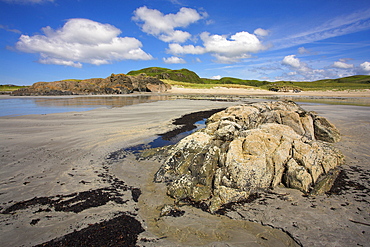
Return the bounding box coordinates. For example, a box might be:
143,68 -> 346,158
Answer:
129,67 -> 370,91
268,75 -> 370,91
162,79 -> 258,90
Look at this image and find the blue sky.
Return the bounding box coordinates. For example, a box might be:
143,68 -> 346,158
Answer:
1,0 -> 370,85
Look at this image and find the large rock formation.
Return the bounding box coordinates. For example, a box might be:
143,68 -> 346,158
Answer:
12,73 -> 171,96
154,101 -> 344,213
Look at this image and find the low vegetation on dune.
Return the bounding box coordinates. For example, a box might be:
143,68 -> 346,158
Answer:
203,77 -> 271,88
268,75 -> 370,91
161,79 -> 257,90
128,67 -> 370,91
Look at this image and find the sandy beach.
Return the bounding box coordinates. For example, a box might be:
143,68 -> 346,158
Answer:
169,86 -> 370,98
0,92 -> 369,246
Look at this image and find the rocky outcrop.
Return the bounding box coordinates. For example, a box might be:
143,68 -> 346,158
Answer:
12,74 -> 171,96
128,74 -> 171,93
154,101 -> 344,213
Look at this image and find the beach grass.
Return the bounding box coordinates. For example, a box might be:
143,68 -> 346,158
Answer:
165,76 -> 370,92
0,85 -> 28,92
162,79 -> 258,89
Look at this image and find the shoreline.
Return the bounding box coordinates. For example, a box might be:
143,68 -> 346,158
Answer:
168,86 -> 370,98
2,86 -> 370,98
1,97 -> 369,246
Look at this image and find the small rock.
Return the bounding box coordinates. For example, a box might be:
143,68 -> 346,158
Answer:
159,204 -> 185,217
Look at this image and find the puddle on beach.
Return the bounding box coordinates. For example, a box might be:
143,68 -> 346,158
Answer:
124,119 -> 206,153
107,108 -> 227,162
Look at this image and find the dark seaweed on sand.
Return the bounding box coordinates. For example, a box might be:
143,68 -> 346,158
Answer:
33,213 -> 144,247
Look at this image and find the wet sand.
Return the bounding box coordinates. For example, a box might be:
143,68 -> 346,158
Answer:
1,98 -> 295,246
1,97 -> 369,246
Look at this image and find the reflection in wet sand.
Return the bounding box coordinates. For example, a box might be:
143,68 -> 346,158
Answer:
2,94 -> 369,117
0,94 -> 172,117
33,95 -> 171,108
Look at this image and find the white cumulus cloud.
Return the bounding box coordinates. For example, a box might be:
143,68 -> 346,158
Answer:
333,60 -> 354,69
201,31 -> 265,57
167,43 -> 205,54
133,6 -> 205,43
163,56 -> 186,64
168,31 -> 266,63
254,28 -> 269,37
39,57 -> 83,68
282,55 -> 302,68
279,55 -> 365,81
210,75 -> 221,80
281,55 -> 315,80
15,18 -> 153,68
359,61 -> 370,74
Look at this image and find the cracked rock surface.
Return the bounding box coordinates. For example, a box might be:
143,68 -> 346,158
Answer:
155,101 -> 344,212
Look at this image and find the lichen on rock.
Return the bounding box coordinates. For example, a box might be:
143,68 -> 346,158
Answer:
154,101 -> 344,213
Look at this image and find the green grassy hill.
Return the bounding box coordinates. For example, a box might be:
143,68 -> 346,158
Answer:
127,67 -> 204,84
